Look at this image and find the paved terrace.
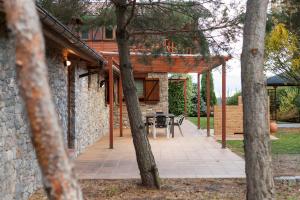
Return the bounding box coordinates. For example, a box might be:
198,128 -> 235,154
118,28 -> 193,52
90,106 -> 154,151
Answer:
75,120 -> 245,179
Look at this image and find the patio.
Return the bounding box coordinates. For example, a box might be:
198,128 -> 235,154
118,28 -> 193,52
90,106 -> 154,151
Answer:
75,119 -> 245,179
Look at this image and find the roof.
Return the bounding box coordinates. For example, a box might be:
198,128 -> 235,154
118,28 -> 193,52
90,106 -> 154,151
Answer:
266,74 -> 300,86
0,1 -> 106,66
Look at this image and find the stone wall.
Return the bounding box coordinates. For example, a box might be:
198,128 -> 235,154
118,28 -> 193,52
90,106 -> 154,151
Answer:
74,65 -> 109,155
114,73 -> 169,128
47,46 -> 69,143
0,25 -> 109,199
0,30 -> 73,198
0,24 -> 42,200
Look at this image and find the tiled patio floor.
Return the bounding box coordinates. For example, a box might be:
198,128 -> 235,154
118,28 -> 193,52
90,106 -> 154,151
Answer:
75,120 -> 245,179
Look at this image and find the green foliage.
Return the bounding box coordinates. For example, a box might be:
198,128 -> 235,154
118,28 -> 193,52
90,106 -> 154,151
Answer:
200,72 -> 217,106
274,87 -> 300,122
168,74 -> 193,116
265,24 -> 300,81
278,87 -> 300,113
38,0 -> 89,24
40,0 -> 243,60
265,1 -> 300,82
226,91 -> 241,105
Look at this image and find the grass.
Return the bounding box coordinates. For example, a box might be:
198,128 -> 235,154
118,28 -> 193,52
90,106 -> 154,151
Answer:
188,117 -> 214,129
223,131 -> 300,156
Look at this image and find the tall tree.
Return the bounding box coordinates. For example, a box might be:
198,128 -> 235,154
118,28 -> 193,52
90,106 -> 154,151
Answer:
200,72 -> 217,106
3,1 -> 83,199
241,0 -> 275,199
111,0 -> 242,188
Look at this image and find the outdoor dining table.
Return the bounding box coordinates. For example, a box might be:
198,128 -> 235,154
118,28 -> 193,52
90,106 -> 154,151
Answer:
145,113 -> 175,138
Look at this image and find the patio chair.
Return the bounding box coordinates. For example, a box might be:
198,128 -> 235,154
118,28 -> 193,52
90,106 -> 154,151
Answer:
173,115 -> 185,136
152,115 -> 171,139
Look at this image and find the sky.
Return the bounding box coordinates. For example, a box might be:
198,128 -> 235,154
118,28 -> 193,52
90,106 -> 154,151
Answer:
190,0 -> 244,98
190,0 -> 274,98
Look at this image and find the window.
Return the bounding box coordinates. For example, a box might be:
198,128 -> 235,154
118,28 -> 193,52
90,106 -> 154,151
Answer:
135,79 -> 144,99
104,26 -> 114,40
81,29 -> 89,40
144,78 -> 160,102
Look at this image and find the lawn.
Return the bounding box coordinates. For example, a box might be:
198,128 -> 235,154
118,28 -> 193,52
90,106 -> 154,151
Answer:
188,117 -> 214,129
223,131 -> 300,176
224,132 -> 300,156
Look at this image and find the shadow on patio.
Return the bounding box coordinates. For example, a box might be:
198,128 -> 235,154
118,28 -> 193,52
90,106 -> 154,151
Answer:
74,120 -> 245,179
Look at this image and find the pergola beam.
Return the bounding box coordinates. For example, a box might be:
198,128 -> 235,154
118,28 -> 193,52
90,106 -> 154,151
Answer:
105,53 -> 231,73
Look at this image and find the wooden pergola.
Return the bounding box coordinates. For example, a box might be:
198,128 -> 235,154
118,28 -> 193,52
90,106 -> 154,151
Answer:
105,53 -> 231,149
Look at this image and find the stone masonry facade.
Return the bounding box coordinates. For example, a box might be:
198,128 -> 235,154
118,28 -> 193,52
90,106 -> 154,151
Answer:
114,73 -> 169,128
0,23 -> 109,199
0,24 -> 42,200
74,65 -> 109,155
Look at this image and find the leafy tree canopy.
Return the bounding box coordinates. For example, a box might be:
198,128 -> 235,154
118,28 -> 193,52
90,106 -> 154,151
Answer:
39,0 -> 243,59
265,1 -> 300,82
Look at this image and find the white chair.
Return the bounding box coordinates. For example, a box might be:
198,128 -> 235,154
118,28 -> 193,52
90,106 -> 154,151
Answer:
152,115 -> 170,139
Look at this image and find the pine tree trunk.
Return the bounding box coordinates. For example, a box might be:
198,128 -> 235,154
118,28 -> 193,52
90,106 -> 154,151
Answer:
114,3 -> 161,189
3,1 -> 83,199
241,0 -> 275,199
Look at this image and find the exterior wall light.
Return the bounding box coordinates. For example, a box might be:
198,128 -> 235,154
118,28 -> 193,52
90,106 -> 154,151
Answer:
100,80 -> 105,88
64,60 -> 71,67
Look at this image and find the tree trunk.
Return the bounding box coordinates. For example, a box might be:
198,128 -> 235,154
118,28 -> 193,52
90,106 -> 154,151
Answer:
241,0 -> 275,199
114,2 -> 161,189
3,1 -> 83,199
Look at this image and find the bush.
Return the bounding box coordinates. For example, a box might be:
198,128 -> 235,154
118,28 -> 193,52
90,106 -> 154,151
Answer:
227,91 -> 241,105
277,87 -> 300,122
168,74 -> 193,116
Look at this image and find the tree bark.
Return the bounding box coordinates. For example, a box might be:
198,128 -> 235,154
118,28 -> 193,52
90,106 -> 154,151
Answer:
241,0 -> 275,199
114,1 -> 161,189
3,1 -> 83,199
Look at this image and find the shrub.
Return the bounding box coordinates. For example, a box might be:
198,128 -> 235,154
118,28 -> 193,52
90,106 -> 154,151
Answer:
227,91 -> 241,105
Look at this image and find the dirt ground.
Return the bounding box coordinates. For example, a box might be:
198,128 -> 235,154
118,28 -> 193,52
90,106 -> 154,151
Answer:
30,179 -> 300,200
273,154 -> 300,176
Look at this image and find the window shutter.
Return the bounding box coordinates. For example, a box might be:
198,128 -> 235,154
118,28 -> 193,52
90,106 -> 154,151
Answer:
144,78 -> 160,103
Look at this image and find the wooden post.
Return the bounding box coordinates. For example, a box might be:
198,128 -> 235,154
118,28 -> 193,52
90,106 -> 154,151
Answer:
222,63 -> 227,148
274,86 -> 277,121
184,79 -> 187,116
109,58 -> 114,149
119,77 -> 123,137
197,73 -> 201,129
206,71 -> 211,137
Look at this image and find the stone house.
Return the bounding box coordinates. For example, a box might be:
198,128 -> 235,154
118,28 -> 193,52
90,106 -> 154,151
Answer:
81,24 -> 230,150
82,26 -> 229,129
0,4 -> 109,200
0,2 -> 230,199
